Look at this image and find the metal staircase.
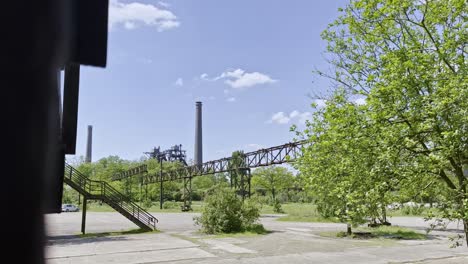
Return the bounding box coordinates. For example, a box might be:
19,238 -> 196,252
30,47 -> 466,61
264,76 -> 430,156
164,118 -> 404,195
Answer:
63,163 -> 157,231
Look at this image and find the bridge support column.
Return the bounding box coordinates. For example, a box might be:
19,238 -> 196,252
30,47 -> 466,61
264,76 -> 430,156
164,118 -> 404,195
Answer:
182,177 -> 192,211
160,180 -> 163,210
159,160 -> 164,210
247,168 -> 251,198
240,169 -> 245,201
239,168 -> 251,201
81,197 -> 87,234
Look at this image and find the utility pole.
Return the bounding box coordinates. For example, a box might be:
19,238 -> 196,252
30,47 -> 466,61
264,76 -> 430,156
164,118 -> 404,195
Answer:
159,158 -> 164,210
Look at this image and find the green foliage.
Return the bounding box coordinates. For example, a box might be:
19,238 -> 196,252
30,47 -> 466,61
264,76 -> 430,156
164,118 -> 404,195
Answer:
241,198 -> 261,227
295,92 -> 394,227
228,151 -> 247,189
334,226 -> 427,240
400,206 -> 424,216
272,199 -> 285,213
162,201 -> 181,209
251,166 -> 295,201
194,188 -> 262,234
295,0 -> 467,241
192,174 -> 228,200
141,199 -> 153,210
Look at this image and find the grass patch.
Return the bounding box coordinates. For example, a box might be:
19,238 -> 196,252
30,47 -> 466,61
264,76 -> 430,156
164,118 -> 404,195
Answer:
211,230 -> 269,238
78,228 -> 159,238
263,203 -> 340,223
147,201 -> 204,213
277,215 -> 340,223
321,226 -> 427,240
358,226 -> 427,240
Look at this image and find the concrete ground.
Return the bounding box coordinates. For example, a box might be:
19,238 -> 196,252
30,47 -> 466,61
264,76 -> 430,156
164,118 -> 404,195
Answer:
45,212 -> 468,264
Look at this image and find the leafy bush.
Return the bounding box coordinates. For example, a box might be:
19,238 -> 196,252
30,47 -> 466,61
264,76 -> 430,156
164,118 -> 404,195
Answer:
141,199 -> 153,210
242,198 -> 261,224
272,199 -> 285,213
401,205 -> 425,216
194,188 -> 262,234
162,201 -> 181,209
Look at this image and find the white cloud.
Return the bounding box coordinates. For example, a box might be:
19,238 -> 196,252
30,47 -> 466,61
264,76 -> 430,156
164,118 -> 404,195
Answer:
158,20 -> 180,31
269,110 -> 312,125
200,68 -> 277,89
354,97 -> 366,105
158,1 -> 170,8
174,78 -> 183,86
109,0 -> 180,31
270,112 -> 290,124
200,73 -> 209,80
223,89 -> 229,95
314,99 -> 327,108
224,69 -> 277,89
227,97 -> 236,102
124,21 -> 136,29
289,110 -> 300,118
298,112 -> 312,124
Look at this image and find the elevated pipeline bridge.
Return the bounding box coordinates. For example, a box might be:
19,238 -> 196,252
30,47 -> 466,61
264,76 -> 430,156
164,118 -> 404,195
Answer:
112,140 -> 307,210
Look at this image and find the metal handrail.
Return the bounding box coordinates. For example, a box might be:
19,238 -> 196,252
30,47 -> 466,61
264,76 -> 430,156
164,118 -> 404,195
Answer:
64,163 -> 157,229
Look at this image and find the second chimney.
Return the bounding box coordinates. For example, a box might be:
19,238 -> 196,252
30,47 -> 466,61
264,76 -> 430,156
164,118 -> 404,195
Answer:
194,102 -> 203,166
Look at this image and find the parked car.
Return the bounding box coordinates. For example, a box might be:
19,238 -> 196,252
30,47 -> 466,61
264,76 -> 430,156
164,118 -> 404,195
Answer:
61,204 -> 79,212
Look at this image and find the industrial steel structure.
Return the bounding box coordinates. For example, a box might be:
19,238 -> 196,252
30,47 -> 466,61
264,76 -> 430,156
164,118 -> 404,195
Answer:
142,140 -> 305,183
113,140 -> 307,210
145,144 -> 187,165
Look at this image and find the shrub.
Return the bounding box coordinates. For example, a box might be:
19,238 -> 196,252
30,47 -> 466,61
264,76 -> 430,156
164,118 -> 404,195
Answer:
142,199 -> 153,210
272,199 -> 285,213
242,198 -> 261,225
194,188 -> 262,234
400,205 -> 425,216
162,201 -> 181,209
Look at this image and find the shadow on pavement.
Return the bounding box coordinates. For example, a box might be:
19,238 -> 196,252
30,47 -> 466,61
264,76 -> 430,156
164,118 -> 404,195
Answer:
46,234 -> 131,246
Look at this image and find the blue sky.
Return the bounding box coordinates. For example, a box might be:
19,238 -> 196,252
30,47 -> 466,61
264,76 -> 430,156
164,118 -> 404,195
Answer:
69,0 -> 348,163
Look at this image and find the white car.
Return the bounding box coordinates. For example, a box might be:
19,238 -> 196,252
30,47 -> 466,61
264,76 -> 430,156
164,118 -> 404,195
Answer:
61,204 -> 79,212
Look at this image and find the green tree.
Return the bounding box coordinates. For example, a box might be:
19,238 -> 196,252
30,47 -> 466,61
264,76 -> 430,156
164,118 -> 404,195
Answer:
302,0 -> 467,241
251,166 -> 295,201
228,151 -> 247,189
295,91 -> 401,233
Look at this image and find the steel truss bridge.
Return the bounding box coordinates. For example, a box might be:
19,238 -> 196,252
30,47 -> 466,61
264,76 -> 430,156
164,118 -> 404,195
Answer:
112,140 -> 307,210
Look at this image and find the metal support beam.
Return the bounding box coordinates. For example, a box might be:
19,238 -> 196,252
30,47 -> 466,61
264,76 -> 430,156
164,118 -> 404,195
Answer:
239,168 -> 251,201
247,169 -> 251,198
81,197 -> 87,234
159,160 -> 163,209
182,177 -> 192,211
240,170 -> 245,201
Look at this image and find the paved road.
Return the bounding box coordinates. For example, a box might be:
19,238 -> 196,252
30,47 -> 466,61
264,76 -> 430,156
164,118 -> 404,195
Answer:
45,212 -> 468,264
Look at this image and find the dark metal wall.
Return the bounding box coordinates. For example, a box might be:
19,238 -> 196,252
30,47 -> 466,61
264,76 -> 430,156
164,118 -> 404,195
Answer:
4,1 -> 109,263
